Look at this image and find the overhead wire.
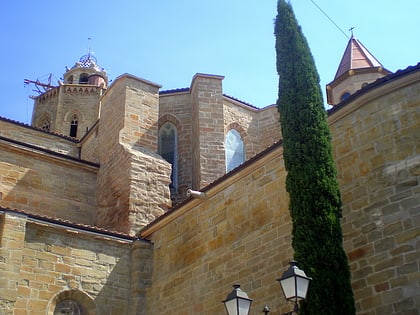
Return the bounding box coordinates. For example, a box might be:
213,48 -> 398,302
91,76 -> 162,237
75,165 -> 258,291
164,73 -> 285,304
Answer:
309,0 -> 350,39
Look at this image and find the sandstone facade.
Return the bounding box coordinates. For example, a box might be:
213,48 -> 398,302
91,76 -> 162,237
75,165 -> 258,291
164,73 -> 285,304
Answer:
0,41 -> 419,314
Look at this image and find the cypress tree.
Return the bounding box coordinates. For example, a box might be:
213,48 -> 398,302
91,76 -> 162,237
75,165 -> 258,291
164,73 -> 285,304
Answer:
274,1 -> 355,314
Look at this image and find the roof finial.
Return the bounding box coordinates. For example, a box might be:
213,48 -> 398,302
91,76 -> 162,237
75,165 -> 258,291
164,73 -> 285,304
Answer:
87,37 -> 92,56
349,27 -> 355,38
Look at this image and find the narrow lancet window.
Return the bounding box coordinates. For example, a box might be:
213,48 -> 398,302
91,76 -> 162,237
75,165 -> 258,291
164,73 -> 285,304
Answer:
158,122 -> 178,190
69,114 -> 78,137
225,129 -> 245,172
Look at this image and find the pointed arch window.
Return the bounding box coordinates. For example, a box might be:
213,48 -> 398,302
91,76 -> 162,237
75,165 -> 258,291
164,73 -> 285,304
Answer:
158,122 -> 178,190
225,129 -> 245,172
69,114 -> 78,138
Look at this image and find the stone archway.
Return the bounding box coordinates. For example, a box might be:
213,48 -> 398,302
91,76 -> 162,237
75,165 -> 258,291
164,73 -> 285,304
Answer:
47,290 -> 98,315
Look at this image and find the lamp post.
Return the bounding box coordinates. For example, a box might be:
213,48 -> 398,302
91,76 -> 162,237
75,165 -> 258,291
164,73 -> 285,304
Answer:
223,262 -> 310,315
262,305 -> 270,315
277,261 -> 312,314
223,284 -> 253,315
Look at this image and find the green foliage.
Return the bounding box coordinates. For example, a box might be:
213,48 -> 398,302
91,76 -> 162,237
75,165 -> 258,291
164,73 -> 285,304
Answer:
275,1 -> 355,314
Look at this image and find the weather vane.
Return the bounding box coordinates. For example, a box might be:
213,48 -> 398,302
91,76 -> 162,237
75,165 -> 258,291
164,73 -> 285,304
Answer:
349,27 -> 355,37
87,37 -> 92,56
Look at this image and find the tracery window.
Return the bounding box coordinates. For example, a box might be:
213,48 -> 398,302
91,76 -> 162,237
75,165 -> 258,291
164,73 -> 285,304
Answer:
54,299 -> 82,315
69,114 -> 78,138
158,122 -> 178,189
225,129 -> 245,172
41,117 -> 51,131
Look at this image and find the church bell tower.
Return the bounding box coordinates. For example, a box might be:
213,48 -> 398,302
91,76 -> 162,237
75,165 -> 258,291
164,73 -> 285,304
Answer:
31,53 -> 108,138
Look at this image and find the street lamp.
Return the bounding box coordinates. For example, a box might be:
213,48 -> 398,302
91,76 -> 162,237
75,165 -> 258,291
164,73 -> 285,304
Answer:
277,261 -> 312,314
262,305 -> 270,315
223,284 -> 253,315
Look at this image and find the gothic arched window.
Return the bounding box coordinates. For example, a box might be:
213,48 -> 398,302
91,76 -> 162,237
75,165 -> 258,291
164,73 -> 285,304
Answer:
225,129 -> 245,172
158,122 -> 178,189
69,114 -> 78,138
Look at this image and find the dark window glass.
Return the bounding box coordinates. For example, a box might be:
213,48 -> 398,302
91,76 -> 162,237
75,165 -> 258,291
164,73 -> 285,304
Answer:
70,115 -> 78,137
158,122 -> 177,189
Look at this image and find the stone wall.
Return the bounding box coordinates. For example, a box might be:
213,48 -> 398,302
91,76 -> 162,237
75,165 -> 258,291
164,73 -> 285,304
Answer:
0,211 -> 150,315
222,100 -> 281,158
329,69 -> 420,315
223,98 -> 259,160
190,74 -> 226,189
31,87 -> 59,131
80,123 -> 99,163
157,84 -> 281,204
0,140 -> 97,224
0,118 -> 80,158
257,105 -> 281,149
142,147 -> 296,315
142,69 -> 420,315
95,75 -> 171,234
32,85 -> 103,138
159,91 -> 193,203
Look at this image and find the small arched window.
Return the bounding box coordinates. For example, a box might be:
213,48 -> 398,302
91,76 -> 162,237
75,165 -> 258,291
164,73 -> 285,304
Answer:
341,92 -> 351,102
41,117 -> 51,132
48,289 -> 98,315
158,122 -> 178,189
225,129 -> 245,172
79,73 -> 89,84
69,114 -> 78,138
67,75 -> 74,84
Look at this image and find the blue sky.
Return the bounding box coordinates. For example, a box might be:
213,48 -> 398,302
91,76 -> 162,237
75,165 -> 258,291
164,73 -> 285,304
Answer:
0,1 -> 418,124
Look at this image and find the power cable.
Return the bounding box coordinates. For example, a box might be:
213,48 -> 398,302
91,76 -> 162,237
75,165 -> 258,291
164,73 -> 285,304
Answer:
309,0 -> 350,39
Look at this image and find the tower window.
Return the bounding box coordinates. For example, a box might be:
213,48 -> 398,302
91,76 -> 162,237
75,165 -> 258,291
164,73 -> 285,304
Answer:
79,73 -> 89,84
69,114 -> 78,137
341,92 -> 351,102
67,75 -> 74,84
225,129 -> 245,172
158,122 -> 178,190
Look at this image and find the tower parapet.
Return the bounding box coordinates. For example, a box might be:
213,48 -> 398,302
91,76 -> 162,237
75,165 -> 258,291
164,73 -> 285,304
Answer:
63,54 -> 108,88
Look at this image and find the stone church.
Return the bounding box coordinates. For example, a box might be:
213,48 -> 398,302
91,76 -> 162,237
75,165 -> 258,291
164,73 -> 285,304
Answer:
0,35 -> 419,315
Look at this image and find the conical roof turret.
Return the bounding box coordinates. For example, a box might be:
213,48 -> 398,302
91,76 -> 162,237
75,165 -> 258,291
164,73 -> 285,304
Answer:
334,35 -> 387,80
327,36 -> 391,105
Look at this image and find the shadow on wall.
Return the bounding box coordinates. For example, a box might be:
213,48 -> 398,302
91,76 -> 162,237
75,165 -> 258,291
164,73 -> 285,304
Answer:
0,147 -> 97,225
21,223 -> 149,315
